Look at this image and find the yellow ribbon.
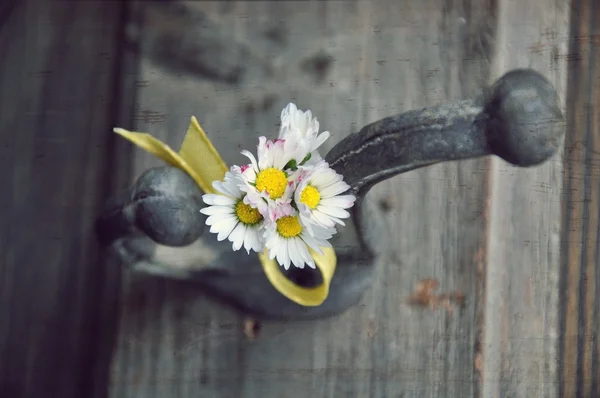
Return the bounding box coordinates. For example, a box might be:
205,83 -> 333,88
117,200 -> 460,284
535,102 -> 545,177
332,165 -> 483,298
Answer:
114,117 -> 336,306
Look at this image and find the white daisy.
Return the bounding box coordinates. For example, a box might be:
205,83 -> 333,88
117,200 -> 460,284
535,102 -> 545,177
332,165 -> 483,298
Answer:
278,103 -> 330,166
263,210 -> 334,270
294,160 -> 356,230
238,136 -> 297,221
200,171 -> 265,254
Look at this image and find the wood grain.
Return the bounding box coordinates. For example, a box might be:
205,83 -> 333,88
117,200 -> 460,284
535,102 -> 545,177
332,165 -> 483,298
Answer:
482,1 -> 569,397
0,1 -> 129,397
560,1 -> 600,397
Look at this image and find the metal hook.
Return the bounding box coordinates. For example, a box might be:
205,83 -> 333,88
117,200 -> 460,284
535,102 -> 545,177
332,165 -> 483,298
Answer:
97,69 -> 564,320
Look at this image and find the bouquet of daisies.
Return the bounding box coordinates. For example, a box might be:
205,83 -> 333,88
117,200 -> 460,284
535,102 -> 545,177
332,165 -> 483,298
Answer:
200,103 -> 356,270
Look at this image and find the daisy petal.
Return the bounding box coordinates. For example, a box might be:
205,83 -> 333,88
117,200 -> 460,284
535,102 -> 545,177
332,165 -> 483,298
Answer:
309,224 -> 336,240
288,238 -> 305,269
206,214 -> 236,227
319,182 -> 350,198
304,254 -> 316,269
276,245 -> 290,270
330,217 -> 346,226
252,231 -> 264,253
203,194 -> 236,206
301,234 -> 326,255
251,228 -> 264,253
311,209 -> 336,228
319,195 -> 356,209
282,241 -> 292,269
240,150 -> 259,172
311,131 -> 330,151
318,205 -> 350,219
242,228 -> 253,254
310,172 -> 338,189
216,218 -> 238,241
229,223 -> 246,251
300,214 -> 316,236
200,206 -> 234,216
213,180 -> 240,197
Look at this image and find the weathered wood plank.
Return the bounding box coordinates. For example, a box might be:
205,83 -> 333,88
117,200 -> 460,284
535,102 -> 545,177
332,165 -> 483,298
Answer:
560,1 -> 600,397
482,0 -> 569,397
0,2 -> 574,397
0,1 -> 128,397
109,1 -> 496,397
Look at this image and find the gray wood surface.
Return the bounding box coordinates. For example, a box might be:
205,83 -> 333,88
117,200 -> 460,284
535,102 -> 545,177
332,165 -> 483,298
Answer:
0,1 -> 128,397
107,1 -> 568,397
0,1 -> 578,398
482,1 -> 568,397
560,1 -> 600,396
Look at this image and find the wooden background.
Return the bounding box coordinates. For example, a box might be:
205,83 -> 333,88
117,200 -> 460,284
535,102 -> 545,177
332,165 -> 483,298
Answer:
1,0 -> 598,397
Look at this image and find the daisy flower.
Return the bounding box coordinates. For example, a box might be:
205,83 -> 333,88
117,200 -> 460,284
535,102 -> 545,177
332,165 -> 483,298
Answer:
238,136 -> 297,221
263,210 -> 334,270
278,103 -> 330,167
294,160 -> 356,230
200,171 -> 265,254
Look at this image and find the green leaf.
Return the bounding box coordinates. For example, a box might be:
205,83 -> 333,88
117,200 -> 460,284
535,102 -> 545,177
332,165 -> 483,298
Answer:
300,152 -> 312,165
284,159 -> 298,170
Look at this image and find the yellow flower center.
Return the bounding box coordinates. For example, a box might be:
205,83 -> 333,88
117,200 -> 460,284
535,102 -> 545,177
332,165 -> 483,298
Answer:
235,201 -> 263,225
255,168 -> 287,199
276,215 -> 302,238
300,185 -> 321,209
